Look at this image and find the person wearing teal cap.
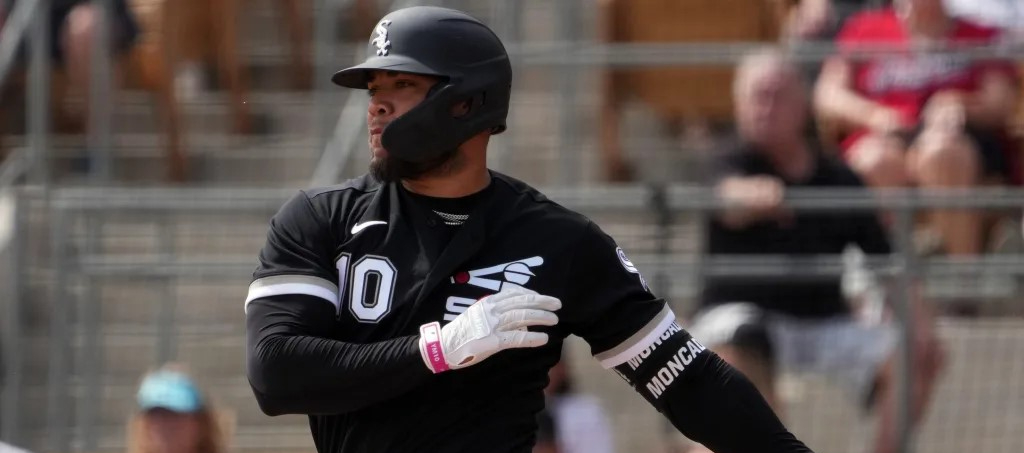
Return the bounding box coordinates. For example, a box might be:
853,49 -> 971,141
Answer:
126,366 -> 226,453
136,370 -> 205,414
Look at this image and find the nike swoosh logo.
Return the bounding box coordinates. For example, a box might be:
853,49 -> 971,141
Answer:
351,220 -> 387,235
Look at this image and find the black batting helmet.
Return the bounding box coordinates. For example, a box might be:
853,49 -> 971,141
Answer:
332,6 -> 512,163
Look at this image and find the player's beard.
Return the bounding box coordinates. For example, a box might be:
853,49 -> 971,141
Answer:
369,148 -> 463,183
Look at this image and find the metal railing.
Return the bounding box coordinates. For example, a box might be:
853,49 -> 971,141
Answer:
0,0 -> 49,443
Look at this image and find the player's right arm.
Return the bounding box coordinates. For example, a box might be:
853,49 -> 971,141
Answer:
246,191 -> 560,415
245,191 -> 431,416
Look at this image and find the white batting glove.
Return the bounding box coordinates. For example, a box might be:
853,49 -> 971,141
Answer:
419,286 -> 561,373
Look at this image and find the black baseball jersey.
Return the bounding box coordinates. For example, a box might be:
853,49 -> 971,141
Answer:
245,171 -> 813,453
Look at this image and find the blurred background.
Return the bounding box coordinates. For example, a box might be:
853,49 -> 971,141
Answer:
0,0 -> 1023,452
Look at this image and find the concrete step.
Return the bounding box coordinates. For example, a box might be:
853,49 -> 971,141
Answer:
22,326 -> 245,382
64,215 -> 275,257
89,280 -> 250,325
4,90 -> 343,137
2,133 -> 321,186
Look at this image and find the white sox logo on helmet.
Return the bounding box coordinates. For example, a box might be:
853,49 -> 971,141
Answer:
372,20 -> 392,56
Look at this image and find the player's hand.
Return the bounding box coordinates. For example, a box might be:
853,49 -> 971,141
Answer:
418,286 -> 561,373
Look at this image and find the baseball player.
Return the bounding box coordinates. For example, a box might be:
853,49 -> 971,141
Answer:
245,6 -> 814,453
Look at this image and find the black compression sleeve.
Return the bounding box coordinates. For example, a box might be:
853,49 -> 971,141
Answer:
613,324 -> 813,453
246,295 -> 432,416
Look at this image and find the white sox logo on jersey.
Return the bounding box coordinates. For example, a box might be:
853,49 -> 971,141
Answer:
450,256 -> 544,291
443,256 -> 544,321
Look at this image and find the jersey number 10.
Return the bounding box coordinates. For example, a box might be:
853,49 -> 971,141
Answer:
336,253 -> 398,323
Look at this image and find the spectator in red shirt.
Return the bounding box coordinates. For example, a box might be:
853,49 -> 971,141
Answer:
814,0 -> 1020,257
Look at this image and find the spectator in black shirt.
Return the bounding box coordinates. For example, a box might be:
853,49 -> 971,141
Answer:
688,48 -> 944,453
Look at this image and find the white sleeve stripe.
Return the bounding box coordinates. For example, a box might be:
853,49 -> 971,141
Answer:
244,275 -> 339,313
594,305 -> 676,369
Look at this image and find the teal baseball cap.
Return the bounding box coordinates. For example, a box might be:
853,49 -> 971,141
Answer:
136,370 -> 204,413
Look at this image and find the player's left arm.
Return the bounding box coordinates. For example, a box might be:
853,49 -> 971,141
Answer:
565,221 -> 814,453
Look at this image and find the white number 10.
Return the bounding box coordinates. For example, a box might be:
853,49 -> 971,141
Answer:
337,254 -> 397,323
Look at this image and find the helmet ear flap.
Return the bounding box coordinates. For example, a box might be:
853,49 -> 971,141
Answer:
452,93 -> 486,119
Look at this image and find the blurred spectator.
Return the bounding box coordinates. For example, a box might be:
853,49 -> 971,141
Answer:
779,0 -> 885,82
597,0 -> 784,182
543,348 -> 614,453
126,365 -> 228,453
171,0 -> 257,135
271,0 -> 380,89
780,0 -> 882,42
814,0 -> 1021,256
170,0 -> 379,134
945,0 -> 1024,33
1,0 -> 140,132
0,0 -> 188,181
688,48 -> 944,453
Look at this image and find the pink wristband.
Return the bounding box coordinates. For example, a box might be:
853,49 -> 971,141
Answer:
420,322 -> 449,373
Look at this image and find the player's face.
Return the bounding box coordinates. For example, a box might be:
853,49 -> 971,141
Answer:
365,71 -> 460,182
735,66 -> 806,147
366,71 -> 440,159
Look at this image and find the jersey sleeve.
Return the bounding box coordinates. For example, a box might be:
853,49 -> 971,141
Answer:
245,191 -> 340,313
563,221 -> 672,369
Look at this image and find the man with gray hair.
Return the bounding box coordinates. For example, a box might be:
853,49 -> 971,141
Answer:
685,48 -> 944,453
